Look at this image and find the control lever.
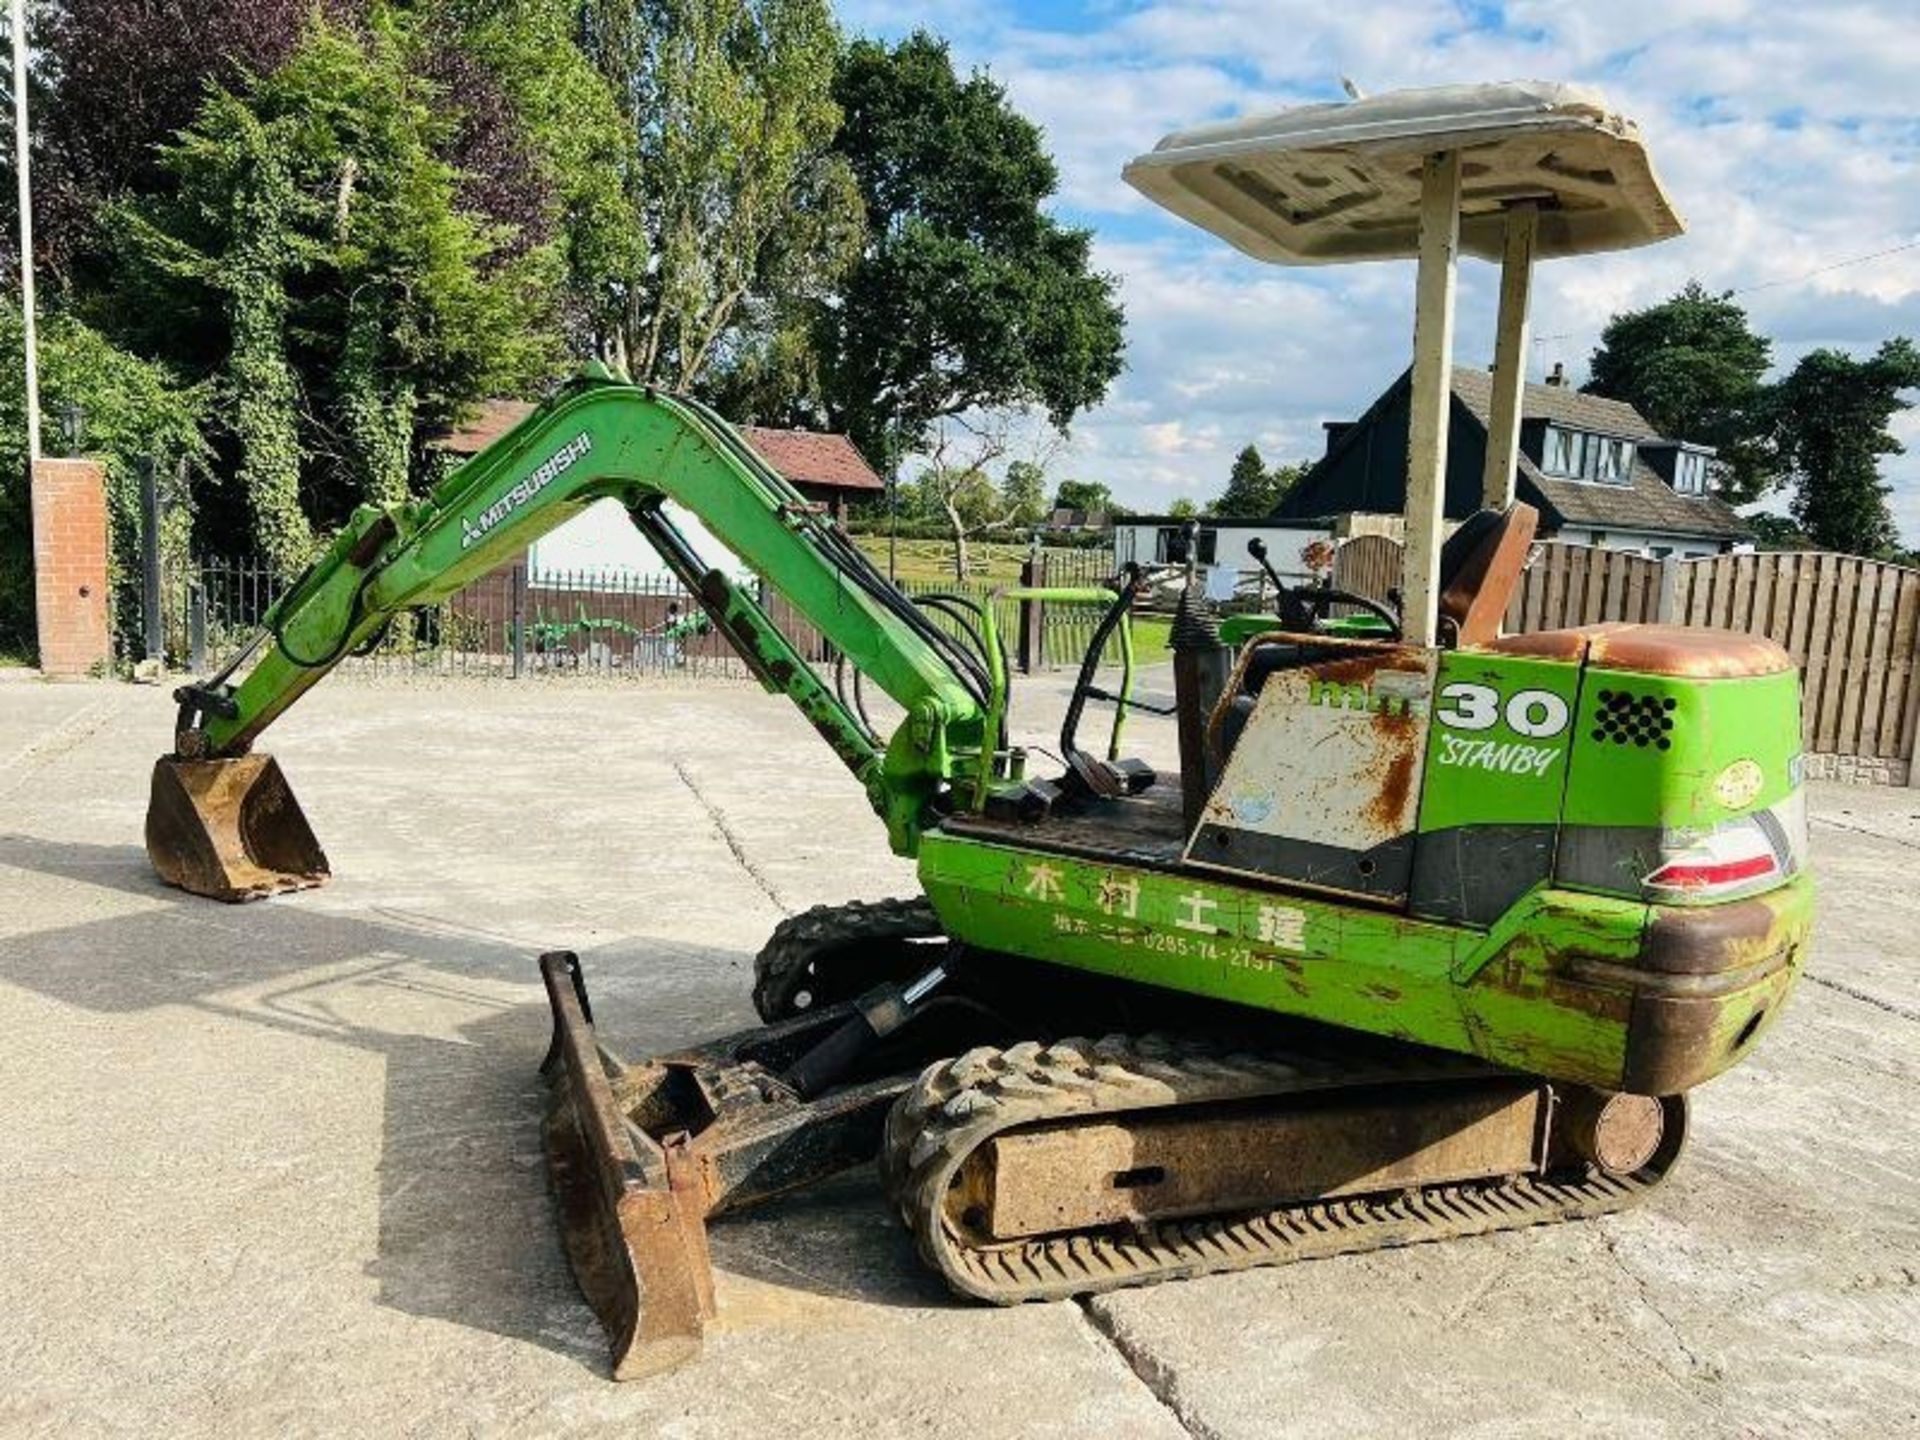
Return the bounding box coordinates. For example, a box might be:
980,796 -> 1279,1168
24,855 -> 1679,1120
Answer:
1246,537 -> 1316,629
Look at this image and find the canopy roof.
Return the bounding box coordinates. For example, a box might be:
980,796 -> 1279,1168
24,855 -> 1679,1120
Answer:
1123,81 -> 1683,265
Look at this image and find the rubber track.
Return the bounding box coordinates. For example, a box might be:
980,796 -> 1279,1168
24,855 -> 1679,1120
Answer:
882,1034 -> 1687,1305
752,896 -> 943,1022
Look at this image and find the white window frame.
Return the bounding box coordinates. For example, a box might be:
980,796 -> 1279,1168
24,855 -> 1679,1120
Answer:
1542,425 -> 1577,476
1593,437 -> 1634,484
1543,426 -> 1636,484
1673,450 -> 1709,496
1155,526 -> 1216,564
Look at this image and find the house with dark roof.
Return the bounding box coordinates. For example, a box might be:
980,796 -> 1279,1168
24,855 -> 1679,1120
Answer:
1275,366 -> 1751,558
434,401 -> 885,521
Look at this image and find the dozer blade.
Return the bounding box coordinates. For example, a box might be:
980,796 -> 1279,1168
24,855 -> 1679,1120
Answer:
537,950 -> 935,1380
539,952 -> 716,1381
145,753 -> 330,902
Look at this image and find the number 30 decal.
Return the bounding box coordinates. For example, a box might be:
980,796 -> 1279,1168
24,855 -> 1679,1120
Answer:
1436,683 -> 1570,738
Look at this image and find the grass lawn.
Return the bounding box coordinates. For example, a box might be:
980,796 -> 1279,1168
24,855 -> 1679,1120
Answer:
1129,616 -> 1171,664
847,532 -> 1166,669
851,534 -> 1107,586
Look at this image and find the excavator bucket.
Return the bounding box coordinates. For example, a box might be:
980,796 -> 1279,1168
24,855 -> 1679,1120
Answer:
145,754 -> 330,902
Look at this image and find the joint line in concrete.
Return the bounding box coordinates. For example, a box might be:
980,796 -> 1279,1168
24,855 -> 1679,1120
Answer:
670,757 -> 791,916
1076,1297 -> 1214,1440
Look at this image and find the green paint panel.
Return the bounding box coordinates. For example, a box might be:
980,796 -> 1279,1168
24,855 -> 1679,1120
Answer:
1218,613 -> 1392,646
1419,651 -> 1584,832
916,830 -> 1817,1090
919,830 -> 1473,1048
1563,668 -> 1803,830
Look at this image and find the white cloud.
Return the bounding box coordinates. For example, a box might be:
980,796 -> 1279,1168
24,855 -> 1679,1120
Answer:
1139,421 -> 1192,455
851,1 -> 1920,533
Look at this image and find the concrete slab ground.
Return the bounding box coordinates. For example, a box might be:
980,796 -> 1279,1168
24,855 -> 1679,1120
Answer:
2,674 -> 1915,1438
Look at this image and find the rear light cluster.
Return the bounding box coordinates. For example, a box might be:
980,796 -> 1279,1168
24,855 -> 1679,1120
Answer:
1642,791 -> 1806,905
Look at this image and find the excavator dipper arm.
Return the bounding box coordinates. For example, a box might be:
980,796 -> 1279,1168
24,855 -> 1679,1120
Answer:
148,370 -> 996,901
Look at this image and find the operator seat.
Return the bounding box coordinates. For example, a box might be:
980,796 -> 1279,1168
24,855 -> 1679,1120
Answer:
1211,502 -> 1539,764
1435,501 -> 1538,649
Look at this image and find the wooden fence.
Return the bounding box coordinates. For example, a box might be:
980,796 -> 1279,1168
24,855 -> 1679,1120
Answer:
1333,538 -> 1920,782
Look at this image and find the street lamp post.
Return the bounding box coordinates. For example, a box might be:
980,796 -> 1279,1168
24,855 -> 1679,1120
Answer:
10,0 -> 38,460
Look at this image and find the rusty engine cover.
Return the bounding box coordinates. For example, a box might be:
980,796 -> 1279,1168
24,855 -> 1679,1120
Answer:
1188,640 -> 1436,901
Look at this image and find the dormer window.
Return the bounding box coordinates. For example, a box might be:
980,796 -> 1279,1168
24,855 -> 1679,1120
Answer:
1542,425 -> 1581,476
1673,449 -> 1709,495
1593,437 -> 1633,482
1541,425 -> 1634,485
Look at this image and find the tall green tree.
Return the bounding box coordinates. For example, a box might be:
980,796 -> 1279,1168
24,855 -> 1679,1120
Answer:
814,32 -> 1125,471
1584,281 -> 1778,503
1000,459 -> 1048,527
578,0 -> 861,388
1213,443 -> 1276,516
28,0 -> 347,281
1052,479 -> 1115,517
112,8 -> 564,569
447,0 -> 648,350
1269,460 -> 1307,510
1773,339 -> 1920,556
30,2 -> 586,292
1745,513 -> 1809,551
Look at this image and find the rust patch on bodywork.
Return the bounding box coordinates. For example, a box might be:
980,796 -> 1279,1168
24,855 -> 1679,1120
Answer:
1588,888 -> 1808,1093
1589,625 -> 1792,678
1332,649 -> 1428,843
1481,628 -> 1594,662
1362,744 -> 1417,835
1641,898 -> 1780,975
1192,637 -> 1434,897
1542,973 -> 1635,1024
1314,649 -> 1428,685
1481,623 -> 1793,678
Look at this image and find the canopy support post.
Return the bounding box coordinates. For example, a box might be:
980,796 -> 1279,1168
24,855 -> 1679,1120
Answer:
1401,150 -> 1462,647
1482,201 -> 1538,510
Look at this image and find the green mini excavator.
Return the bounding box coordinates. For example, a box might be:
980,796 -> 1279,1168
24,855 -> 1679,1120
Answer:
145,83 -> 1812,1380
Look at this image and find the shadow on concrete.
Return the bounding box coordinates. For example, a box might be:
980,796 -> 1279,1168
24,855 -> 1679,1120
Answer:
0,834 -> 947,1375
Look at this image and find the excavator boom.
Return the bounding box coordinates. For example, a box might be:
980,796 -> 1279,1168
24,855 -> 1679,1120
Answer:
148,371 -> 999,900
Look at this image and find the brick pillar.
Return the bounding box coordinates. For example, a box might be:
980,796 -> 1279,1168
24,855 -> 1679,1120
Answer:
31,458 -> 112,676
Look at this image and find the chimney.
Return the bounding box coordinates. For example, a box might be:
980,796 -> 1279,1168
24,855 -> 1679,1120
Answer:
1545,361 -> 1567,388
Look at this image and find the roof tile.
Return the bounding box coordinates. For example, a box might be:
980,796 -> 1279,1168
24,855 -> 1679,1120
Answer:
738,426 -> 885,492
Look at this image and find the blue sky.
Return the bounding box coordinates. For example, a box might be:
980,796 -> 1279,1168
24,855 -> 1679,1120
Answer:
838,0 -> 1920,533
